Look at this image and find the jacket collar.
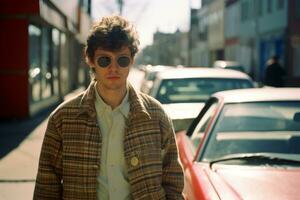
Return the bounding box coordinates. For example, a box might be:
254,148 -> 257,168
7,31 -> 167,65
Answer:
127,84 -> 151,120
78,80 -> 97,118
78,80 -> 151,120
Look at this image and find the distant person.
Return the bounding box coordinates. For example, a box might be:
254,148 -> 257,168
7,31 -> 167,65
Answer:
264,55 -> 286,87
33,15 -> 184,199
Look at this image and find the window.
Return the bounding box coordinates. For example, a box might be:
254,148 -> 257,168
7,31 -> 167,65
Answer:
241,1 -> 249,21
29,25 -> 62,102
297,0 -> 300,19
80,0 -> 91,14
277,0 -> 284,9
41,27 -> 52,99
202,101 -> 300,161
155,78 -> 253,104
52,28 -> 60,96
257,0 -> 263,16
59,32 -> 69,95
293,45 -> 300,76
267,0 -> 272,13
28,25 -> 42,102
191,102 -> 218,148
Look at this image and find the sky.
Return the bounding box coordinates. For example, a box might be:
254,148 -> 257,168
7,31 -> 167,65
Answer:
92,0 -> 201,49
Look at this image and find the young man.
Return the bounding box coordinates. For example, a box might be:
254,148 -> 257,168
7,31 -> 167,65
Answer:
34,15 -> 184,200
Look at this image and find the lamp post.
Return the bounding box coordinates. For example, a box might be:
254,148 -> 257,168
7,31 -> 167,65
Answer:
117,0 -> 123,15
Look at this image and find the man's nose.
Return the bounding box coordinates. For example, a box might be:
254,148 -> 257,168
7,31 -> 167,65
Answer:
108,58 -> 119,70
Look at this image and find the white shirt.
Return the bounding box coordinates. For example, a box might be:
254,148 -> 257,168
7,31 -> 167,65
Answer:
94,84 -> 132,200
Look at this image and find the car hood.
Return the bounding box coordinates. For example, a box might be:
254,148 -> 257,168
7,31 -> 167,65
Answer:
162,103 -> 205,120
204,164 -> 300,199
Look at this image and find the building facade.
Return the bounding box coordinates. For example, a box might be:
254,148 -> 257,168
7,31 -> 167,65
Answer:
239,0 -> 288,81
0,0 -> 92,118
189,0 -> 300,85
207,0 -> 225,63
224,0 -> 244,71
189,8 -> 210,67
189,0 -> 224,67
287,0 -> 300,86
137,30 -> 189,67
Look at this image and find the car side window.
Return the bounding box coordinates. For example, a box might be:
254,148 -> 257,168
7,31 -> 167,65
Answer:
190,102 -> 218,148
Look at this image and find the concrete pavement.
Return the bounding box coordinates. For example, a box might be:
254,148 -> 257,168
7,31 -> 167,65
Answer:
0,87 -> 84,200
0,119 -> 47,199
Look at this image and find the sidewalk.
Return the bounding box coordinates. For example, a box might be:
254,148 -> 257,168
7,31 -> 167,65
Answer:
0,87 -> 84,200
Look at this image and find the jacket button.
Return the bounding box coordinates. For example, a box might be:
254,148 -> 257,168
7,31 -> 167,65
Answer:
130,156 -> 139,166
93,165 -> 99,169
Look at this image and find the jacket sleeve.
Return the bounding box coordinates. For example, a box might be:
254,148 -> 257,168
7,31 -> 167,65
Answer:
160,111 -> 184,199
33,114 -> 62,199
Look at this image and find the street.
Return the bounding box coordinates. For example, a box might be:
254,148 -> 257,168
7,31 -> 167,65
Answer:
1,1 -> 300,199
0,68 -> 144,200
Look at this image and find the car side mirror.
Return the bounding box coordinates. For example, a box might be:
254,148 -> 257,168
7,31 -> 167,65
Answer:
293,112 -> 300,122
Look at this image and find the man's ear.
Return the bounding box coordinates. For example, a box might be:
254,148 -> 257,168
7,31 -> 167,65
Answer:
130,56 -> 135,66
86,56 -> 95,68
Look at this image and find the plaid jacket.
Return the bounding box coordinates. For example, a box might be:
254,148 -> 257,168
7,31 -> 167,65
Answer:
33,81 -> 184,200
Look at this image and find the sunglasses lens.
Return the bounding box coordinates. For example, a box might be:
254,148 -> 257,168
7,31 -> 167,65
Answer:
118,56 -> 131,67
97,56 -> 111,68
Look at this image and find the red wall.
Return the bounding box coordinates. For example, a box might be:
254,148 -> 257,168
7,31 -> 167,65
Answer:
0,0 -> 39,15
0,19 -> 29,118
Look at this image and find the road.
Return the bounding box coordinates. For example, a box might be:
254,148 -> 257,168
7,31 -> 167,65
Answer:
0,67 -> 144,200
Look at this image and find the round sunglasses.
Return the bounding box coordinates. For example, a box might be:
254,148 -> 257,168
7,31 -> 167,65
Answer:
96,55 -> 131,68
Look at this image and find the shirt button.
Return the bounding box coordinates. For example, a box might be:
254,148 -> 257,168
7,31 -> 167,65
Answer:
130,156 -> 139,167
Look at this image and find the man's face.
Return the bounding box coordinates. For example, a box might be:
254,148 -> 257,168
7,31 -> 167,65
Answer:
90,46 -> 133,91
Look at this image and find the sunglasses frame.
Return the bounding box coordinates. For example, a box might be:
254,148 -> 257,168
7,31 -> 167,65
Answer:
96,55 -> 132,68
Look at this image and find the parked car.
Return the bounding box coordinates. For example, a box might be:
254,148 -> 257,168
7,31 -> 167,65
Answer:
140,65 -> 172,94
213,60 -> 246,72
176,87 -> 300,200
149,67 -> 255,131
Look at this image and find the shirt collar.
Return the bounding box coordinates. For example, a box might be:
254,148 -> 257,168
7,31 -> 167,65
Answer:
116,88 -> 130,117
94,83 -> 130,118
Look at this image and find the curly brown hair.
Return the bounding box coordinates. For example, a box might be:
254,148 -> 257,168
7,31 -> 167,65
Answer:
85,15 -> 140,62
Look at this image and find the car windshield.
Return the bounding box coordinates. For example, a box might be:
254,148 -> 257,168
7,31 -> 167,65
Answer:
202,101 -> 300,162
226,66 -> 245,72
155,78 -> 253,104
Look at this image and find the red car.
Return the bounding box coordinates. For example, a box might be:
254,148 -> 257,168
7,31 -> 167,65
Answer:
176,88 -> 300,200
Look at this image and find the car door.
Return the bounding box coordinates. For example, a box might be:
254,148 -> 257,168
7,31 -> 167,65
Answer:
188,98 -> 221,159
177,97 -> 220,168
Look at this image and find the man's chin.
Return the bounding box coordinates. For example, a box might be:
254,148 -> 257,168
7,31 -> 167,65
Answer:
104,83 -> 125,91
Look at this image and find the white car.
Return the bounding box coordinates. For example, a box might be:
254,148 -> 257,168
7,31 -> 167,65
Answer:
140,65 -> 173,94
149,67 -> 255,132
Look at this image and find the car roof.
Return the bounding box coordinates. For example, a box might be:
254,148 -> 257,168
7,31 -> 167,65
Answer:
156,67 -> 252,80
213,87 -> 300,103
145,65 -> 173,72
